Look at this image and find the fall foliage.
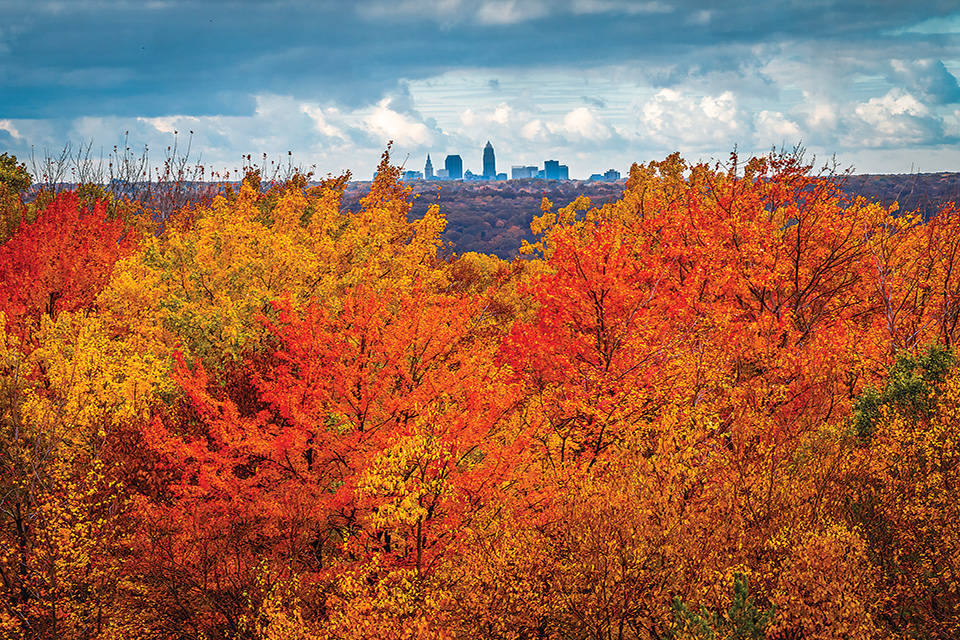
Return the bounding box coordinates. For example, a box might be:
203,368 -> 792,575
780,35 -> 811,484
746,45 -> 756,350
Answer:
3,148 -> 960,639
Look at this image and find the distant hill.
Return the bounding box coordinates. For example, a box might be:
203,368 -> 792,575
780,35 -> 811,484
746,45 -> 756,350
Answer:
840,173 -> 960,220
341,173 -> 960,260
340,179 -> 627,259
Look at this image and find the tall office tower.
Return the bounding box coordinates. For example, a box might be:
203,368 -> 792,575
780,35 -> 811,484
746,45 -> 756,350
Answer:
445,154 -> 463,180
424,154 -> 434,179
482,141 -> 496,179
544,159 -> 561,180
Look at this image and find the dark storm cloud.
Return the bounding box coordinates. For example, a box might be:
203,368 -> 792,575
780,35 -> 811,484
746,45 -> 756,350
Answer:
2,0 -> 958,119
0,0 -> 445,117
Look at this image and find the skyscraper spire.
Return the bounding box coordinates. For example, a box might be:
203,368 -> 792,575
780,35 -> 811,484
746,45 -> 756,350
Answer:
483,141 -> 496,180
424,154 -> 434,180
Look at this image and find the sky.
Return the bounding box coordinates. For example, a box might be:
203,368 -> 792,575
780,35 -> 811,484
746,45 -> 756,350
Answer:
2,1 -> 960,181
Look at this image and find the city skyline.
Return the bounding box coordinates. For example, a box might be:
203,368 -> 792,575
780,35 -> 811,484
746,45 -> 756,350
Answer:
400,141 -> 609,182
2,3 -> 960,179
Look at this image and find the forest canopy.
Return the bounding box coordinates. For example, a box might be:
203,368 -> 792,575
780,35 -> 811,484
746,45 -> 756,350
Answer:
2,149 -> 960,639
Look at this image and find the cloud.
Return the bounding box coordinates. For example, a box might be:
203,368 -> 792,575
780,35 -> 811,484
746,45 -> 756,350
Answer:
476,0 -> 548,25
568,0 -> 671,15
0,120 -> 22,140
887,13 -> 960,35
582,95 -> 607,109
888,59 -> 960,105
0,94 -> 417,181
792,94 -> 841,135
848,88 -> 954,148
454,101 -> 625,172
364,102 -> 437,147
452,100 -> 629,177
521,120 -> 546,142
359,0 -> 467,22
300,105 -> 346,139
637,89 -> 747,147
754,110 -> 802,144
363,0 -> 670,24
555,107 -> 615,142
460,103 -> 526,129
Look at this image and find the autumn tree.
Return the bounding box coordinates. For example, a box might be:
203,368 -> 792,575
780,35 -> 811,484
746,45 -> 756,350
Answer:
0,153 -> 31,244
844,344 -> 960,638
0,191 -> 136,346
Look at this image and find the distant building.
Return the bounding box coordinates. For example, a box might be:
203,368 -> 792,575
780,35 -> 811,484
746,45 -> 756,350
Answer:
402,170 -> 423,181
589,169 -> 621,181
445,154 -> 463,180
511,165 -> 538,179
424,154 -> 434,179
496,172 -> 507,181
436,169 -> 449,179
559,165 -> 569,180
483,141 -> 496,179
544,160 -> 561,180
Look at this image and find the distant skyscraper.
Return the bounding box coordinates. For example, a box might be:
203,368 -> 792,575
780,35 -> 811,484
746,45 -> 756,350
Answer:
445,154 -> 463,180
482,141 -> 496,179
544,159 -> 561,180
424,154 -> 434,179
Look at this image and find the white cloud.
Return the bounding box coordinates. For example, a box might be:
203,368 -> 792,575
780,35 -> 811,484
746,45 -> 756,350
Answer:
856,88 -> 930,123
638,89 -> 746,147
554,107 -> 614,142
461,104 -> 508,128
476,0 -> 548,25
300,105 -> 345,139
456,102 -> 622,156
362,0 -> 667,24
361,0 -> 550,25
521,119 -> 546,141
792,93 -> 840,134
888,59 -> 960,105
491,103 -> 511,124
0,120 -> 22,140
364,100 -> 436,147
360,0 -> 467,21
848,88 -> 947,147
569,0 -> 671,15
139,116 -> 180,135
755,110 -> 802,142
